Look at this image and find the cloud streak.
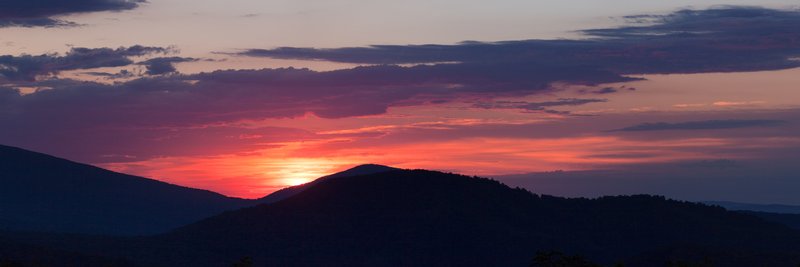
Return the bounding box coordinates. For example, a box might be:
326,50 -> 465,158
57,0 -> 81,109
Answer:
610,119 -> 787,132
474,98 -> 607,114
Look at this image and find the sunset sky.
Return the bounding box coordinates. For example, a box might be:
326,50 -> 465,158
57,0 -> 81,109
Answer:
1,1 -> 799,202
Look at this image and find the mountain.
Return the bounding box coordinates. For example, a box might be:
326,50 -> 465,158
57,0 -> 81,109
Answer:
99,169 -> 799,266
0,144 -> 252,236
705,201 -> 800,214
256,164 -> 398,204
2,151 -> 799,266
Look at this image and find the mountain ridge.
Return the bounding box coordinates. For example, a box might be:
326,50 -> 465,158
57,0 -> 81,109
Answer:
2,145 -> 800,266
0,144 -> 252,236
135,169 -> 800,266
256,163 -> 399,204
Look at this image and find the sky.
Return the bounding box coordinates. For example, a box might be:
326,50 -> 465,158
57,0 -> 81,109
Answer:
1,0 -> 799,203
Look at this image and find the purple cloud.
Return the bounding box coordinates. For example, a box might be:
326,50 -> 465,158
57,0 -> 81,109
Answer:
139,57 -> 198,75
0,0 -> 145,28
2,6 -> 800,165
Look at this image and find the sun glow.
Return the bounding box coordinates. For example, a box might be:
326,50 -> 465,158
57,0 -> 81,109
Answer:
267,158 -> 349,187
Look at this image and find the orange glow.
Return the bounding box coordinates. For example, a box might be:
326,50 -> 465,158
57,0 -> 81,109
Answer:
97,134 -> 795,199
94,71 -> 800,199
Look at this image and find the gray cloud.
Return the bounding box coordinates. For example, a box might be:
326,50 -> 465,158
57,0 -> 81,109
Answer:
139,57 -> 198,75
0,0 -> 145,28
610,119 -> 787,132
590,87 -> 618,94
235,6 -> 800,75
0,46 -> 170,82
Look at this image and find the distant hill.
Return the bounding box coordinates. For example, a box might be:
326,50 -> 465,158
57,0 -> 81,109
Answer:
494,164 -> 800,205
705,201 -> 800,214
0,144 -> 253,236
257,164 -> 398,204
106,169 -> 799,266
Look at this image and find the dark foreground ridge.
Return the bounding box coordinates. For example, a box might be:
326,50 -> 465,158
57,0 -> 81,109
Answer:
1,146 -> 799,266
26,170 -> 792,267
0,144 -> 252,235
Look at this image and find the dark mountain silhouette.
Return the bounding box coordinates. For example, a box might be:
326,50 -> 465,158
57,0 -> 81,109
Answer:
2,147 -> 799,266
256,164 -> 398,204
86,169 -> 797,266
0,144 -> 253,236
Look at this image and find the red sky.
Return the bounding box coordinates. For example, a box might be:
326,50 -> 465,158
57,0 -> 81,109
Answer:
1,3 -> 799,202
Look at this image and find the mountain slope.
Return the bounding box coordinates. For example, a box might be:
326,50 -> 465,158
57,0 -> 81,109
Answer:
126,169 -> 800,266
256,164 -> 398,204
0,144 -> 252,236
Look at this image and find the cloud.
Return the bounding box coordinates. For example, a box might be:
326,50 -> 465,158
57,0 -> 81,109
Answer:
0,60 -> 628,162
713,101 -> 767,107
3,6 -> 800,165
0,0 -> 145,28
0,46 -> 171,81
590,87 -> 618,94
235,6 -> 800,75
474,98 -> 607,114
139,57 -> 198,75
83,69 -> 136,79
610,119 -> 787,132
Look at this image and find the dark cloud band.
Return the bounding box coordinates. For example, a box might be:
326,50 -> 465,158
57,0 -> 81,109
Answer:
236,7 -> 800,75
0,0 -> 145,28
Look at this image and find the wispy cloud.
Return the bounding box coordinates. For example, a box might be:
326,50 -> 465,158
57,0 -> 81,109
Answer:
474,98 -> 607,114
713,101 -> 767,107
610,119 -> 787,132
